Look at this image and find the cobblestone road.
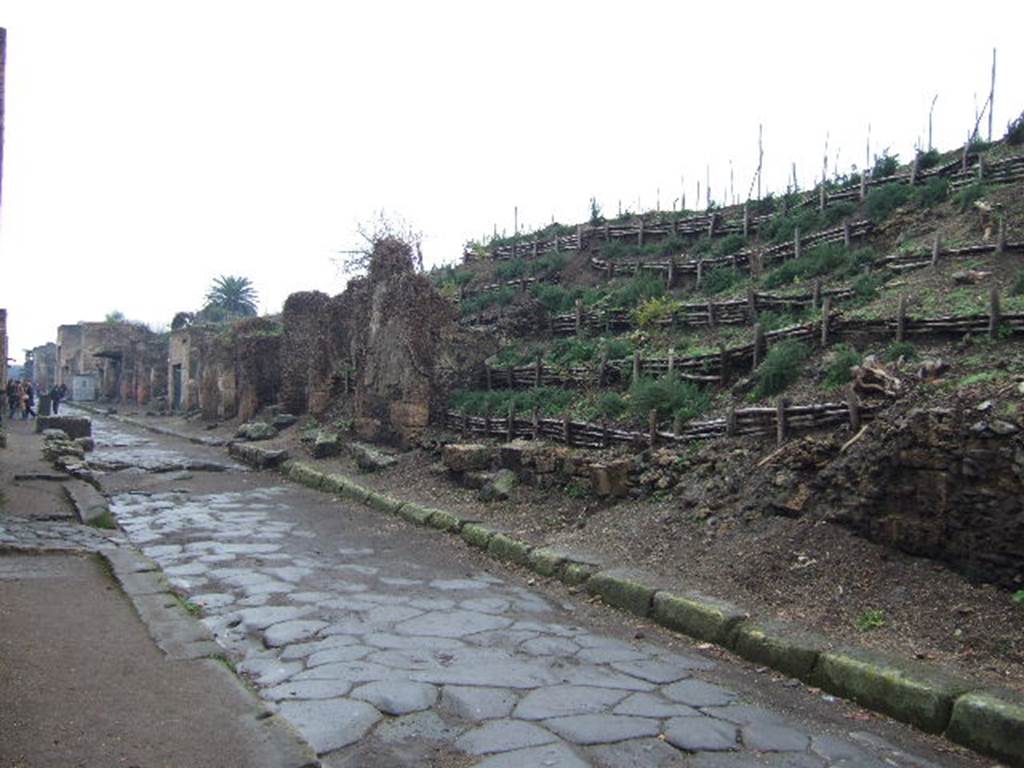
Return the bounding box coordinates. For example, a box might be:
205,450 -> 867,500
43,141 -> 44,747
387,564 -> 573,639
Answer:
5,412 -> 983,768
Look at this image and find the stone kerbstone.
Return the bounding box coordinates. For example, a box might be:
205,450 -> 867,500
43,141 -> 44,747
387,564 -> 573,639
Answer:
946,690 -> 1024,766
587,569 -> 658,618
235,421 -> 278,441
320,473 -> 348,495
478,469 -> 517,502
351,442 -> 397,472
811,646 -> 972,733
427,508 -> 468,532
399,502 -> 436,525
527,548 -> 568,578
443,443 -> 493,473
487,534 -> 533,566
589,459 -> 631,498
462,523 -> 498,549
561,563 -> 597,587
365,490 -> 403,515
651,591 -> 749,646
732,619 -> 830,681
74,436 -> 95,452
340,481 -> 371,504
288,462 -> 326,490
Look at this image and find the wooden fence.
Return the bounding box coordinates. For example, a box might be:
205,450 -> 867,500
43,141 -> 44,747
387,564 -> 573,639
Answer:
463,148 -> 1024,264
445,397 -> 879,450
477,302 -> 1024,392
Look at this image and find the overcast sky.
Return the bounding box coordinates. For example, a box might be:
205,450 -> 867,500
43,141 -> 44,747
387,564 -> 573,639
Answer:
1,1 -> 1022,359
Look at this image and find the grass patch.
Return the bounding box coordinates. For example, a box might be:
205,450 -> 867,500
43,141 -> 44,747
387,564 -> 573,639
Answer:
911,177 -> 949,208
713,233 -> 746,257
958,371 -> 1005,387
629,376 -> 711,423
702,266 -> 743,296
753,340 -> 808,398
461,286 -> 516,316
1010,271 -> 1024,297
88,510 -> 117,530
633,296 -> 681,329
856,609 -> 886,631
451,387 -> 576,417
951,182 -> 990,213
763,244 -> 874,289
882,341 -> 917,363
172,592 -> 204,618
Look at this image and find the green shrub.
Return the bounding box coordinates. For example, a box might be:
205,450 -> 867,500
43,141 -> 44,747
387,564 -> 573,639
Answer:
531,283 -> 578,314
530,252 -> 566,277
702,266 -> 742,296
763,207 -> 825,245
872,152 -> 899,178
713,233 -> 746,257
822,201 -> 857,227
656,235 -> 687,257
850,272 -> 886,303
864,183 -> 912,222
1007,112 -> 1024,145
629,376 -> 711,423
762,243 -> 854,289
856,609 -> 886,631
951,182 -> 990,213
607,275 -> 665,309
912,177 -> 949,208
823,344 -> 862,389
495,259 -> 529,281
450,387 -> 575,417
602,240 -> 634,260
582,391 -> 628,421
602,337 -> 634,361
633,296 -> 681,329
461,286 -> 516,316
547,338 -> 597,367
690,237 -> 714,255
1011,271 -> 1024,297
882,341 -> 917,363
753,340 -> 808,398
917,148 -> 940,170
757,310 -> 808,332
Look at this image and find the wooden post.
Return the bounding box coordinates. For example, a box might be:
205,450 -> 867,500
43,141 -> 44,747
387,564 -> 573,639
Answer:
996,218 -> 1007,254
747,287 -> 758,322
562,411 -> 572,446
742,202 -> 750,238
598,354 -> 607,387
707,212 -> 717,238
696,259 -> 704,289
776,397 -> 788,445
576,224 -> 583,251
719,344 -> 730,385
978,155 -> 985,180
896,295 -> 907,342
507,403 -> 515,442
462,410 -> 469,438
667,260 -> 675,289
843,220 -> 851,248
635,258 -> 642,277
632,350 -> 641,384
534,357 -> 543,387
859,172 -> 867,202
484,407 -> 491,437
531,408 -> 540,441
989,286 -> 1001,339
604,222 -> 610,241
931,234 -> 941,268
606,261 -> 613,281
752,323 -> 765,369
485,364 -> 492,391
672,413 -> 683,437
506,365 -> 514,389
532,236 -> 538,258
638,217 -> 645,246
726,405 -> 737,436
667,347 -> 675,376
649,409 -> 658,447
845,384 -> 861,431
574,299 -> 583,336
819,185 -> 826,212
707,300 -> 716,327
962,141 -> 969,172
812,280 -> 822,312
793,226 -> 801,260
601,420 -> 609,449
910,154 -> 919,185
821,297 -> 832,347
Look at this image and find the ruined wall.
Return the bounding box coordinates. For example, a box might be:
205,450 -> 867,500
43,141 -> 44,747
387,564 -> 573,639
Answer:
813,404 -> 1024,588
30,343 -> 58,391
57,322 -> 157,403
0,309 -> 8,389
280,292 -> 332,415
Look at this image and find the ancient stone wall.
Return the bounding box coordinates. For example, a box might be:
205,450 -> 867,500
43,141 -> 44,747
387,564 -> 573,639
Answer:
813,404 -> 1024,588
280,292 -> 331,415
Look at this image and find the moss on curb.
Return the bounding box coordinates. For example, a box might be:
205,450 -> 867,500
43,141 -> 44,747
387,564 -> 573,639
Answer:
398,502 -> 435,525
732,619 -> 829,681
946,691 -> 1024,767
561,562 -> 597,587
651,591 -> 749,646
527,548 -> 568,578
287,462 -> 326,490
487,533 -> 532,565
812,647 -> 973,733
427,508 -> 466,532
365,490 -> 402,515
587,569 -> 657,618
461,523 -> 497,549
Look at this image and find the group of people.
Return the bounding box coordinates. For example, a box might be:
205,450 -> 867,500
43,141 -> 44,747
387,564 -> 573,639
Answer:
4,380 -> 66,420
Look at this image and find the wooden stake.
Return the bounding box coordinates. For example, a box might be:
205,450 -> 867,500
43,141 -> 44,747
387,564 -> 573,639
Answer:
506,403 -> 515,442
667,260 -> 675,289
753,323 -> 765,369
843,220 -> 851,248
812,280 -> 822,312
896,295 -> 907,342
485,365 -> 492,391
534,356 -> 543,387
632,350 -> 641,384
989,286 -> 1001,339
649,409 -> 658,447
931,234 -> 941,268
576,224 -> 583,251
667,347 -> 675,375
819,185 -> 826,212
532,407 -> 540,440
696,259 -> 704,289
707,300 -> 716,327
910,154 -> 919,185
742,202 -> 750,238
859,172 -> 867,202
719,344 -> 730,385
562,411 -> 572,446
726,405 -> 737,436
574,299 -> 583,336
845,384 -> 861,430
821,297 -> 832,347
747,287 -> 758,322
793,226 -> 802,261
996,218 -> 1006,254
776,397 -> 788,445
638,217 -> 645,246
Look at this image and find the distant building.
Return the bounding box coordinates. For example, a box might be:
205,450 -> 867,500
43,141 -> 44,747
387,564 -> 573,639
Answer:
56,321 -> 167,403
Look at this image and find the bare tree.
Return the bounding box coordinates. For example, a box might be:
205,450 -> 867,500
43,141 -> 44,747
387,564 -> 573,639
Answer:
335,210 -> 423,277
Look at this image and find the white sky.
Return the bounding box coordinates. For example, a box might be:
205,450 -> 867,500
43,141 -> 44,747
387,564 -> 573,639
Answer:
1,0 -> 1022,358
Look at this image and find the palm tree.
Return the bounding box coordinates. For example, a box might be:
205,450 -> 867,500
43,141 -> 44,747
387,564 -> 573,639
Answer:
204,275 -> 258,317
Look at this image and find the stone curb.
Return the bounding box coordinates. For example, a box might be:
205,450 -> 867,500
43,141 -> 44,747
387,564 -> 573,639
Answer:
63,479 -> 112,526
94,410 -> 1024,766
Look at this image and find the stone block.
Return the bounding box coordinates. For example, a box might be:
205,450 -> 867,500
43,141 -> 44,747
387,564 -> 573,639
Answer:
74,436 -> 95,453
340,481 -> 371,504
487,533 -> 533,565
321,473 -> 349,495
312,430 -> 341,458
365,490 -> 403,515
527,548 -> 569,578
499,440 -> 531,471
288,462 -> 326,490
398,502 -> 435,525
651,591 -> 749,646
427,508 -> 468,532
350,442 -> 396,472
389,401 -> 430,444
811,646 -> 972,733
442,444 -> 493,473
562,563 -> 596,587
271,413 -> 298,429
946,690 -> 1024,766
36,415 -> 91,438
590,460 -> 631,498
731,619 -> 829,681
354,417 -> 382,441
461,523 -> 497,549
532,447 -> 569,474
478,469 -> 517,502
587,569 -> 658,618
236,421 -> 278,441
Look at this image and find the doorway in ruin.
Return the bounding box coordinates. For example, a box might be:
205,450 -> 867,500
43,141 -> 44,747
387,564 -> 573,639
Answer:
171,364 -> 182,411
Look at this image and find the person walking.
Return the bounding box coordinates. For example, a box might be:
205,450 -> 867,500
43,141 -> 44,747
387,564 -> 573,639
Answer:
5,379 -> 17,419
50,383 -> 65,414
22,382 -> 36,420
